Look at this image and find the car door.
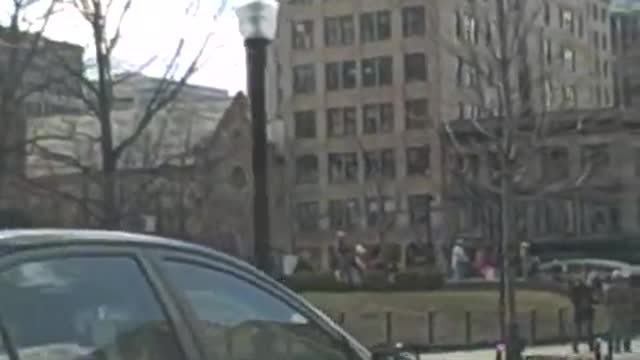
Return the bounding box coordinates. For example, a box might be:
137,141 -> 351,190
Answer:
147,249 -> 370,360
0,244 -> 200,360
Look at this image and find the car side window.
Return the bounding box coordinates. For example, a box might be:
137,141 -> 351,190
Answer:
0,256 -> 186,360
161,260 -> 356,360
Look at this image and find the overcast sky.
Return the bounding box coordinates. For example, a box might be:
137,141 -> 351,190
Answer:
2,0 -> 247,93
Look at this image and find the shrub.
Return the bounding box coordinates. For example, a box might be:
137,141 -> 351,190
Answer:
281,270 -> 445,292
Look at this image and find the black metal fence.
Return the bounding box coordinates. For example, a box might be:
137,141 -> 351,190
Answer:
330,307 -> 609,348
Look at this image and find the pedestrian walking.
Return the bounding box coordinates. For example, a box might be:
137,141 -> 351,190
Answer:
604,270 -> 633,354
569,277 -> 596,353
332,231 -> 352,283
451,238 -> 469,280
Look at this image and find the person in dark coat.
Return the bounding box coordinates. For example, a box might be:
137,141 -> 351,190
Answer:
569,277 -> 596,353
604,270 -> 633,354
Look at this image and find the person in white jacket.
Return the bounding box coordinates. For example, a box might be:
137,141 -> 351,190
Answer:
451,239 -> 469,280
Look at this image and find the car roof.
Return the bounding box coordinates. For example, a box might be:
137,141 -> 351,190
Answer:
0,228 -> 251,270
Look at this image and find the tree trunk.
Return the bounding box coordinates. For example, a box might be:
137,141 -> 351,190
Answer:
501,172 -> 517,330
102,155 -> 118,229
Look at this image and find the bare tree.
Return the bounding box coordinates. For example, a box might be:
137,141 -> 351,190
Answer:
19,0 -> 227,228
431,0 -> 615,352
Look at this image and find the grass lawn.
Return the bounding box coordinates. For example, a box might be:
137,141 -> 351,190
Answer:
303,290 -> 607,347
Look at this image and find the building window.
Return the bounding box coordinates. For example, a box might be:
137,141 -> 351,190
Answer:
561,85 -> 577,108
324,15 -> 355,46
582,200 -> 620,235
328,152 -> 359,183
405,99 -> 429,129
404,53 -> 427,82
362,56 -> 393,87
364,149 -> 396,179
603,61 -> 609,78
402,6 -> 425,37
329,198 -> 360,230
407,145 -> 430,176
366,197 -> 396,228
456,56 -> 477,87
602,33 -> 608,50
363,103 -> 394,134
458,102 -> 479,119
294,110 -> 316,139
325,61 -> 357,91
542,146 -> 569,182
360,10 -> 391,43
296,202 -> 319,232
408,194 -> 432,225
543,1 -> 550,25
327,107 -> 357,137
296,154 -> 319,184
592,31 -> 600,49
560,9 -> 575,32
293,64 -> 316,94
562,47 -> 576,72
543,39 -> 552,65
578,15 -> 584,37
485,19 -> 493,45
581,143 -> 610,176
292,20 -> 314,50
456,12 -> 478,44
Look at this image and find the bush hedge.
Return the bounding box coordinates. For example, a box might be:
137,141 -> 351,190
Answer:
280,270 -> 445,292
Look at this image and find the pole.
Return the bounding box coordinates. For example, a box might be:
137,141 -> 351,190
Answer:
245,38 -> 271,273
498,226 -> 506,341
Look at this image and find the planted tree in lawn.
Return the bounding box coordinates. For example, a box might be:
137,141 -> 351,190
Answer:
434,0 -> 612,351
23,0 -> 222,228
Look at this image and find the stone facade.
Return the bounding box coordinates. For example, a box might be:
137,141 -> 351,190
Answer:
0,28 -> 84,184
268,0 -> 616,260
442,108 -> 640,246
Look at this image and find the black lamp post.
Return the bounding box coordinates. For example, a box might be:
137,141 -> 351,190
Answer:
236,0 -> 278,273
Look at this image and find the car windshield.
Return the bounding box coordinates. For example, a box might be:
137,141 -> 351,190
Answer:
0,257 -> 181,360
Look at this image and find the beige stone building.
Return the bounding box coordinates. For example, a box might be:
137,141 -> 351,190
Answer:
0,29 -> 84,182
269,0 -> 615,262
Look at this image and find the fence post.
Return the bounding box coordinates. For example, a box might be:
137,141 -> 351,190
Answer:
465,310 -> 472,345
530,309 -> 537,344
558,307 -> 567,338
428,311 -> 435,344
385,311 -> 393,344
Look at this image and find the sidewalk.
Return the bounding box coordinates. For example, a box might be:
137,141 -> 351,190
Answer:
419,339 -> 640,360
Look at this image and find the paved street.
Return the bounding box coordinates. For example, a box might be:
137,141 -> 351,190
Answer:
420,339 -> 640,360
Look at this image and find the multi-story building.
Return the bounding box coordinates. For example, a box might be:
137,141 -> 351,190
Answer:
611,0 -> 640,108
270,0 -> 615,264
0,28 -> 84,181
26,73 -> 233,176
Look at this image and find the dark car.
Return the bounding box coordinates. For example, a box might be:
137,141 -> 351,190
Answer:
0,229 -> 372,360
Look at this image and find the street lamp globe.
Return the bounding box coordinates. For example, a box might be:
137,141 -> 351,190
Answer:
236,0 -> 278,41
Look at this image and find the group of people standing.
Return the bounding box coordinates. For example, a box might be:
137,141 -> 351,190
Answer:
570,269 -> 634,355
450,239 -> 540,281
330,231 -> 369,286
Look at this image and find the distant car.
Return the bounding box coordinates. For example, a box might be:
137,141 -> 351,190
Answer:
0,229 -> 377,360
